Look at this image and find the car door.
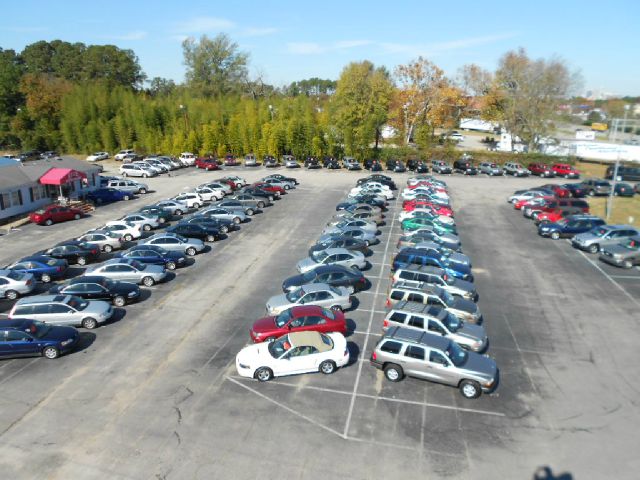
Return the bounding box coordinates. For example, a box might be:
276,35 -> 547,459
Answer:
427,350 -> 458,386
313,291 -> 334,309
84,283 -> 108,301
280,346 -> 320,374
401,345 -> 429,379
5,330 -> 38,357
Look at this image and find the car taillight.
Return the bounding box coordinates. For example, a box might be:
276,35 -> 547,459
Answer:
371,351 -> 377,361
385,299 -> 391,308
383,319 -> 389,328
26,279 -> 32,286
56,266 -> 63,272
92,249 -> 98,255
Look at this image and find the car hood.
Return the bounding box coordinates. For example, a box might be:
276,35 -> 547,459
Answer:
297,257 -> 318,272
457,323 -> 486,342
252,315 -> 278,334
459,352 -> 497,379
282,274 -> 306,292
451,298 -> 478,315
574,232 -> 597,242
44,325 -> 79,342
266,294 -> 292,311
451,278 -> 475,294
448,252 -> 471,266
236,342 -> 270,366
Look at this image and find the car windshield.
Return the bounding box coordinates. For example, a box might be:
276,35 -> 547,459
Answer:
445,341 -> 468,367
28,321 -> 52,339
286,288 -> 305,303
274,309 -> 293,328
312,250 -> 329,262
592,227 -> 608,237
7,271 -> 23,281
442,312 -> 462,332
268,335 -> 290,358
34,208 -> 46,214
622,239 -> 639,250
129,260 -> 145,270
556,218 -> 569,226
67,297 -> 88,311
438,289 -> 455,306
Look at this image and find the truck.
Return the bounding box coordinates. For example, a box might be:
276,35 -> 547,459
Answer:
459,118 -> 498,133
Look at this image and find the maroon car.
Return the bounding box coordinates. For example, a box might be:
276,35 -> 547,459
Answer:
29,205 -> 84,226
249,305 -> 347,343
540,184 -> 571,198
252,182 -> 286,196
195,158 -> 219,170
528,163 -> 555,177
224,154 -> 240,166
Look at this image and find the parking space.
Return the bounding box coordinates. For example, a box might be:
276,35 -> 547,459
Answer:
0,169 -> 638,479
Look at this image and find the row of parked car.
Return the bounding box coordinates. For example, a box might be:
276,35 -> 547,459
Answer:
234,175 -> 401,381
0,174 -> 299,360
367,175 -> 498,400
508,184 -> 640,269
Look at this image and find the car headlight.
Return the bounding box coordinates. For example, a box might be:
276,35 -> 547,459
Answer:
61,338 -> 74,346
238,362 -> 251,369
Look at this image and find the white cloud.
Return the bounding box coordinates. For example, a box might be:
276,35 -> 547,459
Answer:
174,17 -> 235,34
287,42 -> 326,54
241,27 -> 278,37
334,40 -> 372,49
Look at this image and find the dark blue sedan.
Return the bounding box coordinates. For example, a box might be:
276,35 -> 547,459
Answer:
87,188 -> 131,205
6,255 -> 68,283
115,245 -> 187,270
0,319 -> 79,359
538,215 -> 606,239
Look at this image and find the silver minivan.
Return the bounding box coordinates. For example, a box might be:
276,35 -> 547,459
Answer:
383,301 -> 487,352
9,295 -> 113,329
572,225 -> 640,254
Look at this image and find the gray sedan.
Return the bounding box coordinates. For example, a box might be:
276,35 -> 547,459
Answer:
296,248 -> 367,273
265,283 -> 352,315
154,200 -> 189,216
85,258 -> 167,287
199,207 -> 246,224
318,227 -> 379,246
0,270 -> 35,300
322,218 -> 378,236
77,230 -> 124,253
139,233 -> 206,256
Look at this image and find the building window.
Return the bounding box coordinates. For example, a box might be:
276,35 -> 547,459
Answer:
11,190 -> 23,206
0,193 -> 8,210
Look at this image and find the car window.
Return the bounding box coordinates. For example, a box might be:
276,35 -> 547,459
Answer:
379,340 -> 403,354
7,330 -> 31,341
429,351 -> 449,365
408,315 -> 425,329
304,316 -> 326,326
50,304 -> 72,314
428,320 -> 446,335
404,345 -> 425,360
315,292 -> 331,301
390,290 -> 403,301
407,293 -> 424,303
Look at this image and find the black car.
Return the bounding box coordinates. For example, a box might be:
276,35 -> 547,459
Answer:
264,173 -> 299,185
305,157 -> 321,169
38,243 -> 101,266
0,319 -> 79,359
324,158 -> 341,169
241,187 -> 276,201
394,161 -> 407,173
308,237 -> 370,257
356,174 -> 396,190
282,265 -> 368,293
416,161 -> 430,173
116,245 -> 187,270
371,161 -> 383,172
183,215 -> 236,233
50,275 -> 140,307
167,223 -> 221,242
453,160 -> 478,175
385,159 -> 399,171
561,183 -> 587,198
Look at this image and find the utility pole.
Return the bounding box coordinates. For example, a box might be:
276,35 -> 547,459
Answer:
606,104 -> 630,221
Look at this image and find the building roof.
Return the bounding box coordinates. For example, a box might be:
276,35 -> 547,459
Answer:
0,156 -> 100,190
39,168 -> 87,186
0,164 -> 34,190
24,157 -> 100,174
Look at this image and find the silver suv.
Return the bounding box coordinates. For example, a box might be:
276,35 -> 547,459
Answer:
503,162 -> 529,176
572,225 -> 640,254
387,281 -> 482,323
370,326 -> 498,398
384,301 -> 487,352
392,265 -> 477,301
599,235 -> 640,269
107,179 -> 149,194
9,295 -> 113,329
478,162 -> 503,176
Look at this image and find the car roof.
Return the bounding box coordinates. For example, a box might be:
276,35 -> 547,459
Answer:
399,264 -> 445,275
288,305 -> 327,317
0,319 -> 36,330
383,326 -> 450,349
603,224 -> 637,231
289,331 -> 332,352
15,294 -> 68,305
298,282 -> 334,293
319,248 -> 352,256
391,281 -> 440,294
70,276 -> 107,284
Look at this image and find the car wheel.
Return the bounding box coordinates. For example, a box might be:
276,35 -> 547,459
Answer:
166,261 -> 177,270
44,219 -> 53,226
246,208 -> 254,216
175,209 -> 183,216
588,244 -> 599,254
284,185 -> 291,190
103,244 -> 113,253
194,203 -> 200,209
139,188 -> 147,194
269,196 -> 274,202
124,234 -> 133,242
5,289 -> 18,301
459,379 -> 482,399
123,195 -> 131,201
220,226 -> 228,234
142,173 -> 149,178
319,360 -> 337,375
206,234 -> 215,242
41,273 -> 51,283
614,191 -> 618,196
42,346 -> 59,359
142,276 -> 155,287
74,213 -> 81,220
255,367 -> 273,382
158,218 -> 166,224
588,190 -> 595,196
113,296 -> 126,307
186,247 -> 197,256
364,240 -> 370,247
257,201 -> 265,209
82,317 -> 98,329
622,260 -> 633,269
384,364 -> 404,382
122,172 -> 128,177
77,256 -> 87,266
233,217 -> 241,224
550,231 -> 560,240
564,174 -> 569,178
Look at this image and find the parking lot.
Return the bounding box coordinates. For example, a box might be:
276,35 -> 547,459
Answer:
1,167 -> 639,479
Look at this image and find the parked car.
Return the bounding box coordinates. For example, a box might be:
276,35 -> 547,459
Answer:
296,248 -> 366,273
0,319 -> 79,359
120,163 -> 156,178
85,258 -> 167,287
139,233 -> 206,256
223,154 -> 240,166
261,177 -> 295,190
249,306 -> 347,343
184,215 -> 235,234
5,256 -> 68,283
236,330 -> 349,381
230,193 -> 270,210
136,206 -> 171,225
317,227 -> 379,246
114,149 -> 135,161
50,276 -> 140,307
86,152 -> 109,162
244,154 -> 258,167
552,163 -> 580,179
401,217 -> 457,236
523,198 -> 590,219
392,265 -> 476,301
215,199 -> 260,216
264,156 -> 279,168
370,326 -> 497,398
38,243 -> 100,266
572,225 -> 640,253
599,235 -> 640,269
195,157 -> 220,170
528,163 -> 555,177
173,192 -> 205,209
9,295 -> 113,329
392,248 -> 472,281
0,270 -> 35,300
323,218 -> 378,236
534,207 -> 586,225
29,205 -> 84,226
116,245 -> 187,270
178,152 -> 196,166
503,162 -> 530,177
107,179 -> 149,195
199,206 -> 246,225
283,155 -> 299,168
581,179 -> 611,196
194,186 -> 224,201
343,157 -> 362,170
102,221 -> 142,242
282,265 -> 367,294
478,162 -> 503,176
76,230 -> 124,253
562,183 -> 587,198
308,237 -> 369,257
613,182 -> 635,197
154,200 -> 188,216
431,160 -> 453,174
537,215 -> 605,240
167,223 -> 221,242
397,231 -> 461,252
87,188 -> 131,205
265,283 -> 352,315
383,302 -> 487,352
453,159 -> 478,175
119,213 -> 161,231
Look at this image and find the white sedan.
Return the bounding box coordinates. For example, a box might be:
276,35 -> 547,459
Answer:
173,192 -> 205,209
119,213 -> 161,231
235,331 -> 349,381
349,186 -> 394,200
86,152 -> 109,162
398,209 -> 456,225
103,221 -> 142,241
507,190 -> 548,204
194,186 -> 224,201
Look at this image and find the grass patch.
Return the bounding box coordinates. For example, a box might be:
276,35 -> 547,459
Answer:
575,161 -> 607,178
588,195 -> 640,227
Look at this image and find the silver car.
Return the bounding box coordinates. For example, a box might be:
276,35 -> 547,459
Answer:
478,162 -> 503,176
296,248 -> 367,273
384,301 -> 487,352
140,233 -> 206,256
599,235 -> 640,269
261,177 -> 295,190
392,265 -> 476,301
322,218 -> 378,236
119,213 -> 161,231
9,294 -> 113,329
333,210 -> 384,225
370,326 -> 498,399
86,258 -> 167,287
231,193 -> 270,210
107,179 -> 149,194
77,230 -> 124,253
318,227 -> 379,246
572,225 -> 640,254
155,200 -> 188,216
214,199 -> 258,216
199,206 -> 246,224
265,283 -> 352,315
0,270 -> 35,300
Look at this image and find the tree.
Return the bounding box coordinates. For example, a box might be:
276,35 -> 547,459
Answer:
492,48 -> 581,150
182,34 -> 249,98
334,61 -> 393,157
457,64 -> 493,97
147,77 -> 176,97
0,48 -> 24,147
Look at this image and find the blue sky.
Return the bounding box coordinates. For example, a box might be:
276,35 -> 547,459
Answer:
1,0 -> 638,95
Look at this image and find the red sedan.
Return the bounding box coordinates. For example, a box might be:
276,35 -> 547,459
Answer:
541,184 -> 571,198
249,305 -> 347,343
29,205 -> 84,226
552,163 -> 580,179
535,208 -> 583,225
514,196 -> 553,210
252,182 -> 286,196
195,158 -> 219,170
224,154 -> 240,166
403,200 -> 453,217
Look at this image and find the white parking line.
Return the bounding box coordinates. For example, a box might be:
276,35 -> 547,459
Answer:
357,308 -> 388,315
352,330 -> 382,337
343,193 -> 400,438
358,290 -> 386,296
609,275 -> 640,280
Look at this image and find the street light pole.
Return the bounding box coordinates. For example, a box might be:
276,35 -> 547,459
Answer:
606,104 -> 630,221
